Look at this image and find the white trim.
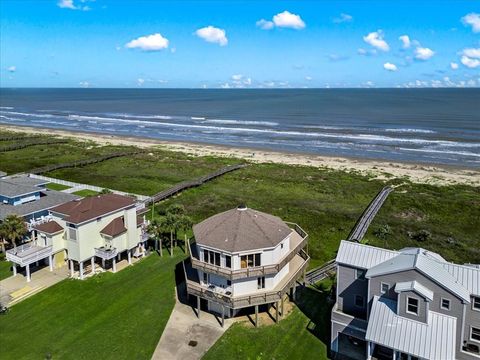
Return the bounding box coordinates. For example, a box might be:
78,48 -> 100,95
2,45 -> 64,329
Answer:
440,297 -> 451,311
406,296 -> 419,316
473,296 -> 480,312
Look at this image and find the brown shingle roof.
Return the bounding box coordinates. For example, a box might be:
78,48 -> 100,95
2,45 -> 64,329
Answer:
193,206 -> 292,253
100,216 -> 127,237
34,221 -> 64,235
50,194 -> 135,224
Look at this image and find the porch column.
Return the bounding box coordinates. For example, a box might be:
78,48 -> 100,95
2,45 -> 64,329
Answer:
197,296 -> 201,319
293,286 -> 297,301
117,253 -> 121,261
48,255 -> 53,271
79,261 -> 84,280
69,260 -> 74,277
26,264 -> 31,282
127,250 -> 132,265
303,268 -> 306,286
366,341 -> 373,360
112,258 -> 117,273
275,301 -> 279,323
12,264 -> 17,276
255,305 -> 259,327
90,257 -> 95,273
221,305 -> 225,328
102,258 -> 105,268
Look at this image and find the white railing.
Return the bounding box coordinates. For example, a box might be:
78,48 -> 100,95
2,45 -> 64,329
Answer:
28,174 -> 150,201
27,215 -> 54,231
94,247 -> 118,260
6,244 -> 53,266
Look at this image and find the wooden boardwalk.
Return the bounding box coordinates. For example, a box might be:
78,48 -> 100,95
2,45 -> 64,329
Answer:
306,186 -> 393,285
0,139 -> 68,153
347,186 -> 393,242
144,164 -> 247,206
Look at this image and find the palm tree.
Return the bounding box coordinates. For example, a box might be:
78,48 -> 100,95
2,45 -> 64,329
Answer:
147,219 -> 163,257
166,204 -> 185,247
178,215 -> 193,255
0,214 -> 28,251
164,213 -> 177,257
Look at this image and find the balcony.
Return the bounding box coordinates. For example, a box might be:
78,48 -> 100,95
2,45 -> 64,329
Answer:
189,223 -> 308,281
185,249 -> 309,309
94,246 -> 118,260
6,243 -> 53,267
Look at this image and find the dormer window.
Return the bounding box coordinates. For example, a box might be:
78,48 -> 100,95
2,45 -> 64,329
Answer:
406,297 -> 419,315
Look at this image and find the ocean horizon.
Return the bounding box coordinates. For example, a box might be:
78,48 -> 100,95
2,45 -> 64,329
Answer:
1,88 -> 479,168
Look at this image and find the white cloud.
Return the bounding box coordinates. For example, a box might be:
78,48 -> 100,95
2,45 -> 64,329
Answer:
333,13 -> 353,24
195,26 -> 228,46
256,19 -> 274,30
231,74 -> 243,81
399,35 -> 411,48
125,33 -> 169,51
273,11 -> 306,29
305,76 -> 312,81
57,0 -> 90,11
357,48 -> 377,56
461,55 -> 480,68
7,66 -> 16,72
363,31 -> 389,52
450,62 -> 459,70
415,47 -> 435,60
383,62 -> 398,71
226,74 -> 253,88
462,13 -> 480,33
462,48 -> 480,59
137,78 -> 145,86
79,81 -> 90,88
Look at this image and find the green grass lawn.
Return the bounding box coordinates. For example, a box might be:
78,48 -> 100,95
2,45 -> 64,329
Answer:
72,189 -> 100,197
0,252 -> 186,360
45,182 -> 71,191
204,279 -> 334,360
0,257 -> 12,281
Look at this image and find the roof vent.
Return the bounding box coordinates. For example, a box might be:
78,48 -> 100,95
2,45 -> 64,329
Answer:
237,204 -> 247,211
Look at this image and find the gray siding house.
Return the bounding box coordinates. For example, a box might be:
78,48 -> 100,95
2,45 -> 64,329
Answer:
331,240 -> 480,360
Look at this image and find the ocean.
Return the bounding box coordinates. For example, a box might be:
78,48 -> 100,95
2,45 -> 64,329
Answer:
0,88 -> 479,168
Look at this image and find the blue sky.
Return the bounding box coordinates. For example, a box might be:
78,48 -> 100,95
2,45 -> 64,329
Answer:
1,0 -> 479,88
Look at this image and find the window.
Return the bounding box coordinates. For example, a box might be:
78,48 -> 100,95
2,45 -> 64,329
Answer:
471,327 -> 480,342
354,295 -> 364,308
380,282 -> 389,294
240,253 -> 262,268
473,296 -> 480,311
407,297 -> 419,315
203,272 -> 208,283
68,228 -> 77,242
226,280 -> 232,286
281,243 -> 284,249
203,250 -> 221,266
257,276 -> 265,289
225,255 -> 231,268
356,269 -> 366,280
441,298 -> 451,311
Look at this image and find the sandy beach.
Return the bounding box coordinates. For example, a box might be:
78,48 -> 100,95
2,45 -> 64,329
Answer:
2,124 -> 479,187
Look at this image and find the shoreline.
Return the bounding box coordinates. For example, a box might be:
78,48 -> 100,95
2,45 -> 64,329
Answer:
2,124 -> 479,187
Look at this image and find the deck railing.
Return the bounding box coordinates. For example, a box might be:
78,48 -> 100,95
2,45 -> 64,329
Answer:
185,252 -> 310,309
94,247 -> 118,260
6,244 -> 53,266
189,223 -> 308,280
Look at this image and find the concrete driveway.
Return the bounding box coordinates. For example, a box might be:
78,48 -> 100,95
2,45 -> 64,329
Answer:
0,265 -> 69,306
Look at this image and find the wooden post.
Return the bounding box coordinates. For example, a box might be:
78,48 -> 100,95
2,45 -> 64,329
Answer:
127,250 -> 132,265
102,258 -> 105,268
255,305 -> 259,327
275,301 -> 279,323
79,261 -> 84,280
221,305 -> 225,328
70,260 -> 74,277
197,296 -> 201,319
293,286 -> 297,301
12,264 -> 17,276
281,296 -> 284,318
91,257 -> 95,273
112,258 -> 117,273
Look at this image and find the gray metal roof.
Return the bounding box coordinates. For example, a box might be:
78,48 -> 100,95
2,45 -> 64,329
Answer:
0,179 -> 40,198
0,190 -> 79,220
366,296 -> 456,360
336,240 -> 479,297
395,280 -> 434,301
193,206 -> 292,253
0,171 -> 6,178
3,175 -> 49,187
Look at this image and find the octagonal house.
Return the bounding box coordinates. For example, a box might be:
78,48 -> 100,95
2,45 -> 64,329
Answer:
184,205 -> 309,326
